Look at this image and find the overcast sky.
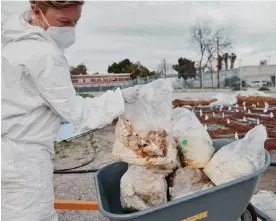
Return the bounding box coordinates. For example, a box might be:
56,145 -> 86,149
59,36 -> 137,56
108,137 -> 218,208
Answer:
2,1 -> 276,72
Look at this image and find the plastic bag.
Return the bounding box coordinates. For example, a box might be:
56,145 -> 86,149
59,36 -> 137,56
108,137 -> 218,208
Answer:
251,191 -> 276,220
112,79 -> 179,172
169,167 -> 214,200
236,90 -> 269,97
120,165 -> 168,211
210,93 -> 237,106
203,124 -> 267,186
172,107 -> 215,168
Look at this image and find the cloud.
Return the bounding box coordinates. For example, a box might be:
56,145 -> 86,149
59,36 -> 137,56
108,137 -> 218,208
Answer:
2,1 -> 276,72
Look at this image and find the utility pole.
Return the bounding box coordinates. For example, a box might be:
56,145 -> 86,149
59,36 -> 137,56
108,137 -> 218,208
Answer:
211,61 -> 214,89
239,59 -> 242,91
163,58 -> 167,78
217,37 -> 220,88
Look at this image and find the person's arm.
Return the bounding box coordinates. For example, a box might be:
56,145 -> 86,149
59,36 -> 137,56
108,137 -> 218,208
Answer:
26,53 -> 125,133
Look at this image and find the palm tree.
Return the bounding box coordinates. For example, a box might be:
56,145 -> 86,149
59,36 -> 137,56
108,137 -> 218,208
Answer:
230,53 -> 237,69
223,53 -> 229,70
217,55 -> 223,71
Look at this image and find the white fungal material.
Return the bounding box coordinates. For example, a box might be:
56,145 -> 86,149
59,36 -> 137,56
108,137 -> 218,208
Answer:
235,132 -> 239,140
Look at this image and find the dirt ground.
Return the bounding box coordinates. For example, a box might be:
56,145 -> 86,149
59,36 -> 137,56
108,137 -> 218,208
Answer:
53,125 -> 276,221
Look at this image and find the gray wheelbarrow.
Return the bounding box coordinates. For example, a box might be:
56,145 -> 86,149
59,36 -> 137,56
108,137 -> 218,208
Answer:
95,139 -> 273,221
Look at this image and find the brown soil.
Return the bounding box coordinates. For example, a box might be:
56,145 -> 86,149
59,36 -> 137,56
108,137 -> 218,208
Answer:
173,98 -> 217,107
173,97 -> 276,151
172,96 -> 276,108
237,96 -> 276,106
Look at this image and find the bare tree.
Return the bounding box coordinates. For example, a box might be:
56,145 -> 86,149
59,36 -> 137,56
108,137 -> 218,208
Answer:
157,60 -> 174,77
190,20 -> 232,88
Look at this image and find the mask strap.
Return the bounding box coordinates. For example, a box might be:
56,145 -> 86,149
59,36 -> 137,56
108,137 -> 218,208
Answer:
38,8 -> 51,28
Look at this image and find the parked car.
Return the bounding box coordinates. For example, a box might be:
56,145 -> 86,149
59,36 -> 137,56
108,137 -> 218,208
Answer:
248,80 -> 263,87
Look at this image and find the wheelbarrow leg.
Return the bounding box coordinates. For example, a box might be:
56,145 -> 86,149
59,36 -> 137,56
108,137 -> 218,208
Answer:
241,203 -> 274,221
54,200 -> 99,211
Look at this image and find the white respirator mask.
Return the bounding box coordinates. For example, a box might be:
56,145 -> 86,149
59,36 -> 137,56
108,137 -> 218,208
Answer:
39,9 -> 76,50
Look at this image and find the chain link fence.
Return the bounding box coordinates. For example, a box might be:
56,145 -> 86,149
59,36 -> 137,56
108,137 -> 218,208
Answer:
75,65 -> 276,94
75,75 -> 174,94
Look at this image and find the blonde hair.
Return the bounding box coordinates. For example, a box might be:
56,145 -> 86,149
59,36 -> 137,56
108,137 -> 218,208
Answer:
25,0 -> 84,25
29,0 -> 84,13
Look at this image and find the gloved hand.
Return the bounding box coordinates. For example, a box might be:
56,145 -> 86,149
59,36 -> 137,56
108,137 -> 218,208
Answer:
121,85 -> 141,103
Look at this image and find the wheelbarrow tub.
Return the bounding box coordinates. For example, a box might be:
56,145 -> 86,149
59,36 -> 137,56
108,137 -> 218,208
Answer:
95,139 -> 271,221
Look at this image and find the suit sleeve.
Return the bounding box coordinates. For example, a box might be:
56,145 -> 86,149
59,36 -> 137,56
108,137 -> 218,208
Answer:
26,53 -> 125,132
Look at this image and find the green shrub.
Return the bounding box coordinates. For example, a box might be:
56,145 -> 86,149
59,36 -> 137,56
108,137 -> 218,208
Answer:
258,86 -> 270,91
79,94 -> 93,98
231,86 -> 239,91
231,86 -> 246,91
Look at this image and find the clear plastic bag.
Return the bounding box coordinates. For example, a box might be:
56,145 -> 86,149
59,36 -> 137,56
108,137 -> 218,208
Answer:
120,165 -> 168,211
210,93 -> 237,106
113,79 -> 179,172
172,107 -> 215,168
169,167 -> 214,200
203,124 -> 267,186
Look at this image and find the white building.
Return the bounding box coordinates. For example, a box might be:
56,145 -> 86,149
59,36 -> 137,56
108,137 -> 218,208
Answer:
198,64 -> 276,88
239,65 -> 276,84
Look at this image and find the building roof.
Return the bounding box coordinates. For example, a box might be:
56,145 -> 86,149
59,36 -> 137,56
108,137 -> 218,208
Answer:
71,73 -> 131,78
240,64 -> 276,69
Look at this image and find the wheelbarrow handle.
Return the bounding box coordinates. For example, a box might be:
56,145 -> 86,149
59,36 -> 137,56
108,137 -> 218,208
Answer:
54,200 -> 99,211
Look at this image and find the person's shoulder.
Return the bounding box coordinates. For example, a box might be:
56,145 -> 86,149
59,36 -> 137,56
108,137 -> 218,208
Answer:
22,38 -> 63,57
2,38 -> 64,66
2,15 -> 64,63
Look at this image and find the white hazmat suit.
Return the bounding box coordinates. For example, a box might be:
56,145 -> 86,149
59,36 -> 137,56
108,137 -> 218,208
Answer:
1,15 -> 135,221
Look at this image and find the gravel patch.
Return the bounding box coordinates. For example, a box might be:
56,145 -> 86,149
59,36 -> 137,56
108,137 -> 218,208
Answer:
54,125 -> 117,221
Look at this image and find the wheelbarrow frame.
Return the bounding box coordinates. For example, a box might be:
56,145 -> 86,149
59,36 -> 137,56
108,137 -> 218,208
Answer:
54,160 -> 275,221
54,138 -> 275,221
53,200 -> 274,221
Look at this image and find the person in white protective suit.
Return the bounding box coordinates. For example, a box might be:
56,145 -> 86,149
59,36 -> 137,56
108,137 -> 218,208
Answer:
1,1 -> 140,220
